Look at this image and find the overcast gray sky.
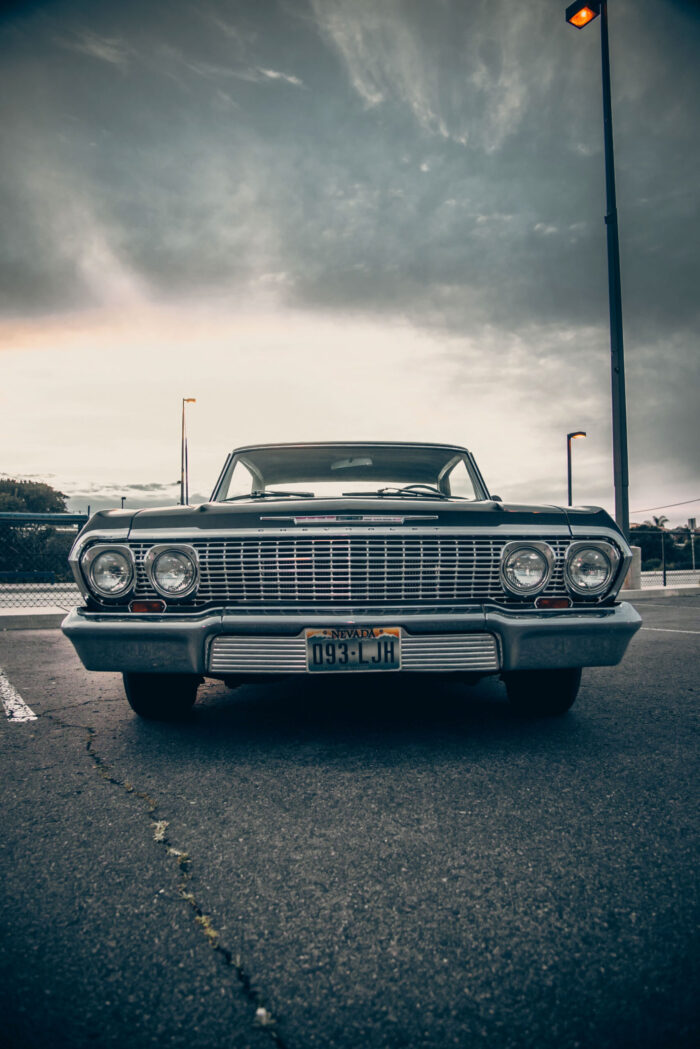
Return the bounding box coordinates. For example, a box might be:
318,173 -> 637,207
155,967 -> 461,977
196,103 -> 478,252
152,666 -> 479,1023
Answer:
1,0 -> 698,522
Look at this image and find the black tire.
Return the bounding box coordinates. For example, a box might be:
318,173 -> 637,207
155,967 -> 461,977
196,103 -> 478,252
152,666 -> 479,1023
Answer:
123,672 -> 200,721
503,667 -> 582,716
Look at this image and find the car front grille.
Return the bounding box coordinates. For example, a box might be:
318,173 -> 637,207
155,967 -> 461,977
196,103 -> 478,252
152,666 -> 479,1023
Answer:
128,534 -> 574,606
208,632 -> 501,674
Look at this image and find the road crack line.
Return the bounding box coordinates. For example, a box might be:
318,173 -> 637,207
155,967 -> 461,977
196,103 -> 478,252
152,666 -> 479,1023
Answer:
43,710 -> 290,1049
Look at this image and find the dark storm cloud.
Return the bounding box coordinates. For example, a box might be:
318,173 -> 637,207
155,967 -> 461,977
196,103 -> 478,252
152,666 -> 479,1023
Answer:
1,0 -> 697,333
0,0 -> 697,491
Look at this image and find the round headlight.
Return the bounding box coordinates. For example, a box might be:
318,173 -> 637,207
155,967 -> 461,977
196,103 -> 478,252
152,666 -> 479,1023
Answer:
501,543 -> 553,595
86,548 -> 133,597
147,547 -> 198,597
566,544 -> 615,596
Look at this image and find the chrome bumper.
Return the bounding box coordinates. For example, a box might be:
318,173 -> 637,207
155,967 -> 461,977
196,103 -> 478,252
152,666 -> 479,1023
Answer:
61,602 -> 642,675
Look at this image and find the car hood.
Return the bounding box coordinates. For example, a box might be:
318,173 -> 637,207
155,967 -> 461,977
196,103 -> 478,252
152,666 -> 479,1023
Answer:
83,498 -> 618,538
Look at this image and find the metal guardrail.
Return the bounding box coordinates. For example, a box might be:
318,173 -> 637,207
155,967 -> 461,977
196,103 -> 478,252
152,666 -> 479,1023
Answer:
0,512 -> 89,525
0,515 -> 697,611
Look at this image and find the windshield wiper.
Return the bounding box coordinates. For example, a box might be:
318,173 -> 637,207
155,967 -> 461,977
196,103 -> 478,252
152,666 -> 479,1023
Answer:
342,485 -> 449,500
221,490 -> 314,502
381,485 -> 450,499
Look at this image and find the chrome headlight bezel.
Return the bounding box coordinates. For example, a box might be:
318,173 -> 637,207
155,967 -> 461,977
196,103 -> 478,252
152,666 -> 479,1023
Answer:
500,541 -> 555,597
565,540 -> 620,597
144,544 -> 199,599
81,544 -> 135,599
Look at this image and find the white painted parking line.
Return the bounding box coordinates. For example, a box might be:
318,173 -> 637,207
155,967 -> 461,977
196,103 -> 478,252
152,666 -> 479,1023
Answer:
0,668 -> 37,722
641,627 -> 700,636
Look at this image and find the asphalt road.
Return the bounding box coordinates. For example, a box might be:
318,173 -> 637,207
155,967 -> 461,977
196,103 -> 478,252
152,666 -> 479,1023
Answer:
1,595 -> 698,1049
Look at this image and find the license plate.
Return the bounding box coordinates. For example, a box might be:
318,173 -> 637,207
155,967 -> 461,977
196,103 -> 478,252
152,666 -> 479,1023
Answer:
305,627 -> 401,672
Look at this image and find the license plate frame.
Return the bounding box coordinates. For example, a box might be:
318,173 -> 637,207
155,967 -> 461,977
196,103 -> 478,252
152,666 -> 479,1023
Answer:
305,627 -> 401,673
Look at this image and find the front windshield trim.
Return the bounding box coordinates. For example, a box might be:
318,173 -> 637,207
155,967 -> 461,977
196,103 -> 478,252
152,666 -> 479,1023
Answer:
211,443 -> 490,502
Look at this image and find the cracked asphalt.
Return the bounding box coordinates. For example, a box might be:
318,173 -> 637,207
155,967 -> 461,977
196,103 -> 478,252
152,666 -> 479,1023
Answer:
1,594 -> 698,1049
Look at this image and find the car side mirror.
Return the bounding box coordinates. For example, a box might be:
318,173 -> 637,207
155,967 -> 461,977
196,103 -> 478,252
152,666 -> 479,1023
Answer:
490,494 -> 503,502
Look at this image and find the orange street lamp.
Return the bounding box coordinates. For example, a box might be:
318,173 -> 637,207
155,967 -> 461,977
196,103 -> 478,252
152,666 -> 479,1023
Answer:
566,0 -> 629,539
567,431 -> 587,506
180,398 -> 196,505
566,2 -> 599,29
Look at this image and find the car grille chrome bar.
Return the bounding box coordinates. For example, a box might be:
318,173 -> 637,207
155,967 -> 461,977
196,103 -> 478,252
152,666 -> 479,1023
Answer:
208,633 -> 500,674
129,535 -> 572,607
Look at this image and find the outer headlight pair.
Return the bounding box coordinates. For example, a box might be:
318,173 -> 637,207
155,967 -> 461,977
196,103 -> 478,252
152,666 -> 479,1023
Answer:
565,541 -> 620,597
82,545 -> 135,598
500,540 -> 619,599
82,543 -> 198,600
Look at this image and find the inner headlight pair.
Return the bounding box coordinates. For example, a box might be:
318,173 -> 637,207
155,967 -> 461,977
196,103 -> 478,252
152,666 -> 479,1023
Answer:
82,544 -> 198,600
501,542 -> 554,596
144,545 -> 198,598
500,540 -> 619,598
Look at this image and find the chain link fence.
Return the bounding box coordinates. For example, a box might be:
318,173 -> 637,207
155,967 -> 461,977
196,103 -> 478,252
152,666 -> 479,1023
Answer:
629,526 -> 699,588
0,512 -> 86,611
0,514 -> 697,611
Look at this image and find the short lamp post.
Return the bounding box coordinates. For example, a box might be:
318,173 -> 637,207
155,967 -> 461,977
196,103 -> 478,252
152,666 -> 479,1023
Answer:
180,398 -> 196,505
690,518 -> 697,573
566,0 -> 629,539
567,431 -> 587,506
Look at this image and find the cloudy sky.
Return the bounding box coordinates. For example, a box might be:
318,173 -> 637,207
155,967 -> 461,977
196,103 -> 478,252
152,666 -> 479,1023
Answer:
1,0 -> 698,523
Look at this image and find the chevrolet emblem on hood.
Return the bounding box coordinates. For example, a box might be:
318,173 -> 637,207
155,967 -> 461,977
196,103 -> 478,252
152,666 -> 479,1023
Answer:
259,514 -> 439,525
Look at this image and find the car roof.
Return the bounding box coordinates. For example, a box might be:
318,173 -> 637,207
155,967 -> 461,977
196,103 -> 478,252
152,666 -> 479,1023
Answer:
231,441 -> 470,453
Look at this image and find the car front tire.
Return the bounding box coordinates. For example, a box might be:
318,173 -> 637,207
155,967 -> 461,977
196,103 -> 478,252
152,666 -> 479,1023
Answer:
503,667 -> 582,716
123,672 -> 201,721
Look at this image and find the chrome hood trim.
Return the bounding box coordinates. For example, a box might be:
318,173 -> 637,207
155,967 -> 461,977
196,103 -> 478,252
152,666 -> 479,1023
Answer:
259,514 -> 440,525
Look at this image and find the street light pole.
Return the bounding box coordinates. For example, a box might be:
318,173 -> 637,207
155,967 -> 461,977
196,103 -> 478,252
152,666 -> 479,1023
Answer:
567,431 -> 587,505
180,398 -> 196,505
599,1 -> 629,539
566,0 -> 630,538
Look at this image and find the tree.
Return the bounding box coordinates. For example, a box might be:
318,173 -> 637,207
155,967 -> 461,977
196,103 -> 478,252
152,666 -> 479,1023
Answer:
0,479 -> 72,580
631,520 -> 691,571
0,478 -> 68,513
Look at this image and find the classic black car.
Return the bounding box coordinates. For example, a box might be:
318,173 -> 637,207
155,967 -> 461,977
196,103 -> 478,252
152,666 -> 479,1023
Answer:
62,442 -> 641,719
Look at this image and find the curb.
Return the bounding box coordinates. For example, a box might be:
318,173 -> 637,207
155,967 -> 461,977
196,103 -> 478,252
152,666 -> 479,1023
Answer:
0,612 -> 67,630
622,586 -> 700,600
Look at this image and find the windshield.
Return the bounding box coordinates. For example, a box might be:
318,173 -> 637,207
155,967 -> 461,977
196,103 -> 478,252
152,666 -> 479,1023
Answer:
214,443 -> 486,501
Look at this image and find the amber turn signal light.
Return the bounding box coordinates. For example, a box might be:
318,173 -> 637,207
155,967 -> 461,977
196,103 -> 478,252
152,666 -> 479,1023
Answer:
535,597 -> 572,610
129,599 -> 166,613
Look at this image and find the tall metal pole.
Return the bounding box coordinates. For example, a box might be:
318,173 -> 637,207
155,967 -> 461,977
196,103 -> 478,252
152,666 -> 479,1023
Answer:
599,1 -> 629,538
180,399 -> 186,505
